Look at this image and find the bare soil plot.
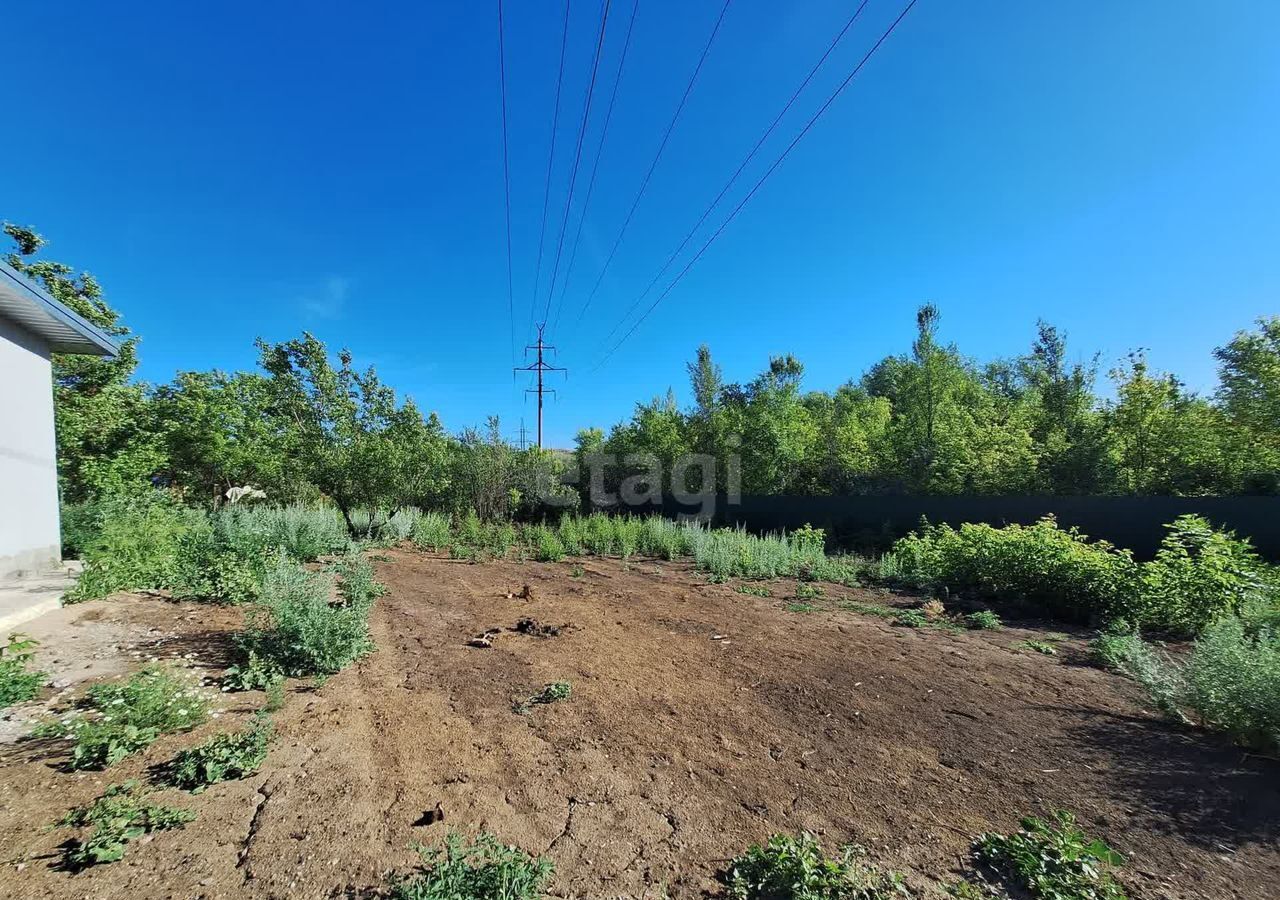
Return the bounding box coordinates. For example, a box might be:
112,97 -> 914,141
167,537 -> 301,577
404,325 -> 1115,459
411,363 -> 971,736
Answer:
1,549 -> 1277,899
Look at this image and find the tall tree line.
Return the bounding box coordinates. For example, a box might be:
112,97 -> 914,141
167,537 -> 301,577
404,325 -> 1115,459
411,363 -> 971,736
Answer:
581,307 -> 1280,497
7,223 -> 1277,511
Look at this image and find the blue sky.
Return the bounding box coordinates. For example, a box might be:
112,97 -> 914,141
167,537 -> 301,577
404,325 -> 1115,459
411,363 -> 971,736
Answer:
4,1 -> 1278,447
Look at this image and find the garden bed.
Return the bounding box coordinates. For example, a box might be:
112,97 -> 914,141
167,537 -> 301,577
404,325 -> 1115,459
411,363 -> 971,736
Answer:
0,549 -> 1276,898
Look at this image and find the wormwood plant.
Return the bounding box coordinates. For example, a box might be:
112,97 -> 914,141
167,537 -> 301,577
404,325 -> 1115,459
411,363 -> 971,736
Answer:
975,811 -> 1127,900
737,584 -> 773,598
0,633 -> 45,708
512,682 -> 571,715
390,830 -> 553,900
33,666 -> 209,769
56,781 -> 195,870
411,511 -> 453,551
165,715 -> 274,792
334,551 -> 387,608
241,555 -> 375,677
726,832 -> 908,900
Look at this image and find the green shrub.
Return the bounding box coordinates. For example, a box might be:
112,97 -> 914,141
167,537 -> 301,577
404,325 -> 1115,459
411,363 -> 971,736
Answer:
412,511 -> 453,550
888,515 -> 1273,635
390,831 -> 553,900
726,832 -> 907,900
806,554 -> 863,586
59,500 -> 104,558
1095,609 -> 1280,752
525,525 -> 564,562
166,715 -> 273,791
0,633 -> 45,708
893,610 -> 929,628
66,498 -> 199,601
1183,614 -> 1280,752
243,556 -> 374,677
215,504 -> 350,561
964,611 -> 1003,630
170,522 -> 264,604
638,516 -> 688,560
737,585 -> 773,598
34,666 -> 209,769
1140,515 -> 1267,636
790,523 -> 826,555
975,811 -> 1126,900
888,517 -> 1142,626
56,781 -> 194,869
333,551 -> 387,608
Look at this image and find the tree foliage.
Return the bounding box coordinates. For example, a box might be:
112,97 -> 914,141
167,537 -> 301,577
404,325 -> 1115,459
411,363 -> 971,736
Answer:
7,223 -> 1277,515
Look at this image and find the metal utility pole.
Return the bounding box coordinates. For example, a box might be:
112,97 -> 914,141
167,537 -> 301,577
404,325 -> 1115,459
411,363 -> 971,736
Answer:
514,324 -> 566,448
517,419 -> 529,450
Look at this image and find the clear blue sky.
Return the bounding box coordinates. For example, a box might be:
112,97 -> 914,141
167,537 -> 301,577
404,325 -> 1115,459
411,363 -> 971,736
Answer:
4,1 -> 1278,447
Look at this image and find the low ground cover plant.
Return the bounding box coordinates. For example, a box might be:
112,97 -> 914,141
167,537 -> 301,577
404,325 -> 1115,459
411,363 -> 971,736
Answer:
512,681 -> 571,715
974,811 -> 1127,900
0,633 -> 45,708
726,832 -> 907,899
964,610 -> 1003,630
390,830 -> 553,900
32,666 -> 209,769
165,714 -> 273,791
55,781 -> 195,870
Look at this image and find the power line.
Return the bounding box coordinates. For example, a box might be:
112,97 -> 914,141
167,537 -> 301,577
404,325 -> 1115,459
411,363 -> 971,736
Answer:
497,0 -> 516,365
548,0 -> 641,336
527,0 -> 573,341
540,0 -> 614,328
600,0 -> 871,347
571,0 -> 733,328
592,0 -> 920,372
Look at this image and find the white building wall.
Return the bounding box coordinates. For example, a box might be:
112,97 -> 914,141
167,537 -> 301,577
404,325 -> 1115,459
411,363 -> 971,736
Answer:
0,315 -> 61,579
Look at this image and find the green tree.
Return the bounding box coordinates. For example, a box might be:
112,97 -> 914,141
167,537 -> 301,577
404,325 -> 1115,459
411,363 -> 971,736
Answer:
152,370 -> 288,504
255,333 -> 448,532
3,223 -> 164,500
1019,321 -> 1111,493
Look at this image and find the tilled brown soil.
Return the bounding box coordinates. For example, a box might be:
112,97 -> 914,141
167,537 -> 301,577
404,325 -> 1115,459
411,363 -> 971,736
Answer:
1,549 -> 1277,899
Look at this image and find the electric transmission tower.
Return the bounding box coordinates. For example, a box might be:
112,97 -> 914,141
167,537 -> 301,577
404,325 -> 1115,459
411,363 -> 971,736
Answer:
514,324 -> 566,449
